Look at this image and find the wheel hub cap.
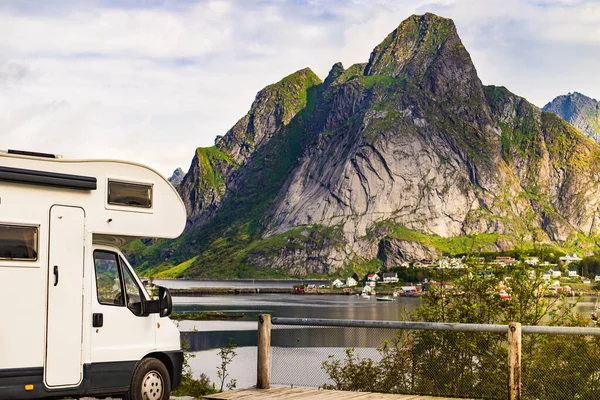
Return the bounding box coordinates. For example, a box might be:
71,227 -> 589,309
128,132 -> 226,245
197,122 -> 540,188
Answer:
141,370 -> 163,400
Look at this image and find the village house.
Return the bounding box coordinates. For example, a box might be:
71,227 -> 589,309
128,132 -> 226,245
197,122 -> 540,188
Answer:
367,273 -> 380,282
332,279 -> 344,288
542,271 -> 552,280
567,268 -> 579,277
551,268 -> 562,278
525,257 -> 539,266
595,275 -> 600,282
400,286 -> 419,293
495,256 -> 517,266
560,253 -> 583,264
383,272 -> 399,283
346,277 -> 358,287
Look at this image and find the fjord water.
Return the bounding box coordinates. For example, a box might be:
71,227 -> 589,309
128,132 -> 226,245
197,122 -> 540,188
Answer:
170,285 -> 421,390
165,280 -> 599,390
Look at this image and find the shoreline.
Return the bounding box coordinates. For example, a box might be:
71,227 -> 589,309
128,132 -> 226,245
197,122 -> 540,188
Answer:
169,287 -> 411,296
169,287 -> 598,297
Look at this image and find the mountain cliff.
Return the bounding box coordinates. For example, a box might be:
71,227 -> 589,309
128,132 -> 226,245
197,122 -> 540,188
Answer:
543,92 -> 600,143
127,13 -> 600,278
168,167 -> 185,187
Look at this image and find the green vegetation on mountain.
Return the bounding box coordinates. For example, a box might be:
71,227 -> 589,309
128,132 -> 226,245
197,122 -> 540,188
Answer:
126,13 -> 600,279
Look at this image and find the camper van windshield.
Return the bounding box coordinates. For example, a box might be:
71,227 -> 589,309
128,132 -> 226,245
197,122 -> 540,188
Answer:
0,224 -> 37,260
108,180 -> 152,208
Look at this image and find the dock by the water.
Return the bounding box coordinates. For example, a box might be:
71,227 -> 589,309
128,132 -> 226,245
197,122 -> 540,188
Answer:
204,388 -> 473,400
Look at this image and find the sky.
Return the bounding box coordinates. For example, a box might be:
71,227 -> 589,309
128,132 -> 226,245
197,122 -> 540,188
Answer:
1,0 -> 599,177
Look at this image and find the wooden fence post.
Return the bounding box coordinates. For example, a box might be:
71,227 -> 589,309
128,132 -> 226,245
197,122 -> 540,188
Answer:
257,314 -> 271,389
508,322 -> 522,400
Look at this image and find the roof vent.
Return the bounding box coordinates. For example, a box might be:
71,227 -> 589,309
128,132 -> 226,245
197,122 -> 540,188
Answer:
7,149 -> 58,159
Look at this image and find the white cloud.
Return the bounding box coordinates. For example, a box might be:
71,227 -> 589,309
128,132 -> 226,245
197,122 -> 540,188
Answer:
0,0 -> 599,177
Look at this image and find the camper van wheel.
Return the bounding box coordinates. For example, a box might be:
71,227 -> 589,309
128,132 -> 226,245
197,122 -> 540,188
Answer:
126,357 -> 171,400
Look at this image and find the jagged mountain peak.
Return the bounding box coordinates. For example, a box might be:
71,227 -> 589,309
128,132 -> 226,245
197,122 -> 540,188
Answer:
168,167 -> 184,187
215,67 -> 322,165
543,92 -> 600,143
364,12 -> 485,111
323,62 -> 345,88
365,13 -> 459,76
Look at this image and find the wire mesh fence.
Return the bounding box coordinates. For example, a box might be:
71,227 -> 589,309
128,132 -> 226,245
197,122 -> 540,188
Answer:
266,318 -> 600,400
521,333 -> 600,399
271,323 -> 508,399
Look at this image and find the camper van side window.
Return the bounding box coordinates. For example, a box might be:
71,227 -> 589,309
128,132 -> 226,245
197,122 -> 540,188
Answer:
121,259 -> 144,312
94,251 -> 125,306
107,180 -> 152,208
0,224 -> 38,261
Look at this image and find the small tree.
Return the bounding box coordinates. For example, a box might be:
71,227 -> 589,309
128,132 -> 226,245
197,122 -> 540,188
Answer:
217,339 -> 238,392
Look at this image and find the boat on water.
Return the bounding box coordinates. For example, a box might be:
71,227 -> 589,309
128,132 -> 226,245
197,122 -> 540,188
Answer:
376,296 -> 394,302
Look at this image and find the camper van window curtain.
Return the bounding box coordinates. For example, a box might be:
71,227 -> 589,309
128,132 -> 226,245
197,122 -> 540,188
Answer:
0,224 -> 38,261
107,180 -> 153,208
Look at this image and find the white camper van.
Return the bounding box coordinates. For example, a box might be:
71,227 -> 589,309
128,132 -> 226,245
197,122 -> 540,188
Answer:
0,150 -> 187,400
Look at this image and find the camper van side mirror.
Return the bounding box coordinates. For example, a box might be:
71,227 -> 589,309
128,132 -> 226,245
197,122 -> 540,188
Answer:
144,286 -> 173,317
158,286 -> 173,318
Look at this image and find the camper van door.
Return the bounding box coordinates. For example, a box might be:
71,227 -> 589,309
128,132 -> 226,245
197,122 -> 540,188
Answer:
45,205 -> 85,387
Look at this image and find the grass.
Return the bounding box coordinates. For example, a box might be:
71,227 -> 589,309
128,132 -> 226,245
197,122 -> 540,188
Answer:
195,146 -> 235,190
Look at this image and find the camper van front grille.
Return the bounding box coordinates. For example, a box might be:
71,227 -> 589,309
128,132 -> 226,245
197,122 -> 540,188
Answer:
0,166 -> 97,190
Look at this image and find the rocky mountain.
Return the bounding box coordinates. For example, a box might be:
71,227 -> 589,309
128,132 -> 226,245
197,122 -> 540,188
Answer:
168,167 -> 185,187
127,13 -> 600,279
543,92 -> 600,143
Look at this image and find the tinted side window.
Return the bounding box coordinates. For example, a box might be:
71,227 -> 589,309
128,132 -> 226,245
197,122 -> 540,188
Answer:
94,251 -> 124,306
0,224 -> 38,260
107,181 -> 152,208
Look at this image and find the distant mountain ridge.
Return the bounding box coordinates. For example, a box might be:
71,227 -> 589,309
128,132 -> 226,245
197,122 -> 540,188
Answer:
126,13 -> 600,279
543,92 -> 600,143
168,167 -> 185,187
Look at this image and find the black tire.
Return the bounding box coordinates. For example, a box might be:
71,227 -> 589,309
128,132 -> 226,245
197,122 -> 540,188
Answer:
125,357 -> 171,400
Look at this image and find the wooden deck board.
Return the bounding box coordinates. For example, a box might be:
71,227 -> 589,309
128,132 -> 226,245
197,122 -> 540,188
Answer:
203,388 -> 475,400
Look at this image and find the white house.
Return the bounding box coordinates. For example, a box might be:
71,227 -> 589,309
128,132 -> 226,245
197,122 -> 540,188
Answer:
332,279 -> 344,288
551,268 -> 562,278
383,272 -> 399,283
542,271 -> 552,280
560,253 -> 583,264
595,275 -> 600,282
367,281 -> 377,287
525,257 -> 539,266
367,273 -> 380,282
346,277 -> 358,287
567,268 -> 579,277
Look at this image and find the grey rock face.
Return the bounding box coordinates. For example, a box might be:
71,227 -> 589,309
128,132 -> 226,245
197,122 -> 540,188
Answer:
178,68 -> 322,229
168,167 -> 185,187
543,92 -> 600,143
378,238 -> 438,269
